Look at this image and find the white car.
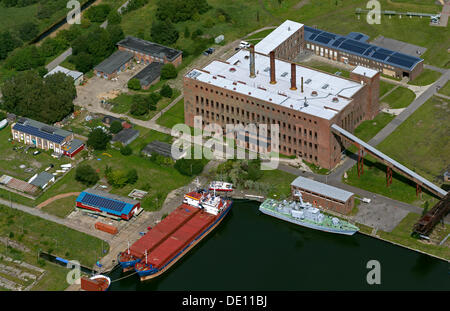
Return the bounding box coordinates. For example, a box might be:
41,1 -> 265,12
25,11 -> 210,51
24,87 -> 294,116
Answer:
362,198 -> 371,204
239,41 -> 250,49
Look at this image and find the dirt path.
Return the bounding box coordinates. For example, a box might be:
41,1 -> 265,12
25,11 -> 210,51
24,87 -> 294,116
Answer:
36,192 -> 81,209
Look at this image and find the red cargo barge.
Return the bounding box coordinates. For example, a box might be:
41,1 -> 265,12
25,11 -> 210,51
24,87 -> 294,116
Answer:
118,191 -> 232,281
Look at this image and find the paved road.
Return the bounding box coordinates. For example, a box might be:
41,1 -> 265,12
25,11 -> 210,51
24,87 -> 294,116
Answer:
45,48 -> 72,72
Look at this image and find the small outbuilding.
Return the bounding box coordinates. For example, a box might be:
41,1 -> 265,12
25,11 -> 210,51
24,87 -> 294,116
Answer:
44,65 -> 84,85
94,50 -> 134,80
28,172 -> 55,189
111,128 -> 139,146
131,62 -> 164,90
142,140 -> 186,160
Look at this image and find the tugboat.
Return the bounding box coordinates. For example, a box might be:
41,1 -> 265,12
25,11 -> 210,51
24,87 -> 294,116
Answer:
259,192 -> 359,235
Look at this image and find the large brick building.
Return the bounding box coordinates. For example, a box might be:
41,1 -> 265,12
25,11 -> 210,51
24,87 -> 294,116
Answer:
183,47 -> 380,169
303,26 -> 423,80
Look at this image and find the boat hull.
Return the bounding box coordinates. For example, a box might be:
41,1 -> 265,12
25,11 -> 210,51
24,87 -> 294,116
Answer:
259,206 -> 358,236
137,201 -> 233,281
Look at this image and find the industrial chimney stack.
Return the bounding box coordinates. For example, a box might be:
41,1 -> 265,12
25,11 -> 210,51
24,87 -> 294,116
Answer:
249,45 -> 256,78
270,51 -> 276,84
290,63 -> 297,90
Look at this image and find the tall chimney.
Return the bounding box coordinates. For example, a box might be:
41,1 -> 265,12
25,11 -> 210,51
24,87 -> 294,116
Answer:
301,76 -> 304,93
269,51 -> 276,84
249,45 -> 256,78
290,63 -> 297,90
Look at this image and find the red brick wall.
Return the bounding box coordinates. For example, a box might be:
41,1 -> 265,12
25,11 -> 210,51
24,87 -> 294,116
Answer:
291,185 -> 354,214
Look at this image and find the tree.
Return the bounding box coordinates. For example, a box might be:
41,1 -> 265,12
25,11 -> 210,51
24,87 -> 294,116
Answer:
130,95 -> 149,116
107,10 -> 122,24
120,145 -> 132,156
160,63 -> 177,80
150,19 -> 179,45
155,0 -> 210,23
109,120 -> 123,134
17,22 -> 39,42
184,26 -> 190,38
75,164 -> 99,186
5,45 -> 45,71
1,70 -> 76,124
0,31 -> 22,61
160,84 -> 173,98
85,4 -> 111,23
128,78 -> 141,90
87,128 -> 111,150
106,24 -> 124,45
71,52 -> 94,73
126,168 -> 138,184
174,159 -> 205,176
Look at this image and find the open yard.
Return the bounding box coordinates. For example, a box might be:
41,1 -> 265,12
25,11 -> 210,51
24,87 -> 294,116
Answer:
0,202 -> 107,290
353,112 -> 396,143
438,80 -> 450,97
156,98 -> 185,129
40,195 -> 78,218
380,81 -> 397,98
381,86 -> 416,109
408,69 -> 442,86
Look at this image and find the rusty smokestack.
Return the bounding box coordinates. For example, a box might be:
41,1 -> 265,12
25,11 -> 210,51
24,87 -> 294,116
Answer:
290,63 -> 297,90
301,76 -> 304,93
269,51 -> 276,84
249,45 -> 256,78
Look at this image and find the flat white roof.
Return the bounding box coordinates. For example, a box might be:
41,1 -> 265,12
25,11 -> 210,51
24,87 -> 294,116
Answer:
255,20 -> 304,55
44,65 -> 83,81
352,66 -> 378,78
186,50 -> 363,120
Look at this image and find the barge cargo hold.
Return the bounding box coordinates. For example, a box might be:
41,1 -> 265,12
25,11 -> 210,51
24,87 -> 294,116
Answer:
118,191 -> 232,281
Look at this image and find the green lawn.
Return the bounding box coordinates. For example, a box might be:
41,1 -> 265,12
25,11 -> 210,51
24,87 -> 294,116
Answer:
0,202 -> 108,290
41,195 -> 77,218
259,168 -> 297,199
353,112 -> 395,142
381,86 -> 416,109
127,125 -> 173,154
156,98 -> 185,129
378,213 -> 450,260
303,160 -> 330,175
344,96 -> 449,206
437,80 -> 450,97
379,81 -> 396,98
408,69 -> 442,86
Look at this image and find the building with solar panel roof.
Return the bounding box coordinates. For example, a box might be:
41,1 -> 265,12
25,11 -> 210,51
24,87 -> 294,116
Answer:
303,25 -> 423,80
11,117 -> 83,156
76,188 -> 141,220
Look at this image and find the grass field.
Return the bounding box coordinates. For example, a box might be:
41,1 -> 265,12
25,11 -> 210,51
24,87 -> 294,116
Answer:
437,80 -> 450,97
0,202 -> 107,290
344,96 -> 449,206
127,125 -> 173,154
379,81 -> 396,98
41,196 -> 77,218
259,168 -> 297,199
408,69 -> 442,86
378,213 -> 450,260
353,112 -> 395,142
381,86 -> 416,109
156,98 -> 185,129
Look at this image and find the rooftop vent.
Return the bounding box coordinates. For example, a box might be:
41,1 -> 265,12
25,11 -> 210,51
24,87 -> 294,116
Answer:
264,67 -> 270,72
233,60 -> 240,65
322,84 -> 329,89
305,79 -> 312,84
244,55 -> 249,59
311,91 -> 318,97
332,97 -> 339,103
229,67 -> 236,72
281,72 -> 288,77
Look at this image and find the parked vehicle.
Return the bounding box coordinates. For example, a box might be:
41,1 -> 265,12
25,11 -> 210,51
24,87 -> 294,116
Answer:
33,151 -> 40,156
239,41 -> 250,49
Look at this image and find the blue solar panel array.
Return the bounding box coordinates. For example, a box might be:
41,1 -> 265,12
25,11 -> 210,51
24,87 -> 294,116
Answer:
76,191 -> 136,217
304,26 -> 422,71
12,123 -> 66,144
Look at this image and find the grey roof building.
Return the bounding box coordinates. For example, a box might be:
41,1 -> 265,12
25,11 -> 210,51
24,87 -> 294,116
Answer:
111,128 -> 139,146
131,62 -> 164,89
117,36 -> 182,62
291,176 -> 354,203
142,140 -> 186,159
29,172 -> 55,189
94,50 -> 134,76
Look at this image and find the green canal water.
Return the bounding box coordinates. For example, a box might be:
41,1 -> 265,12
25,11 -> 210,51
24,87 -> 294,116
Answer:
108,200 -> 449,290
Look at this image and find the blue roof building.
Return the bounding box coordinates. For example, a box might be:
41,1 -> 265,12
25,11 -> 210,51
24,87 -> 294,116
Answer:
303,26 -> 423,80
76,188 -> 140,220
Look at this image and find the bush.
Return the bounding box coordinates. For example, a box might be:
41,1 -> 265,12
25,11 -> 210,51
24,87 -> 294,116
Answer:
107,10 -> 122,24
150,19 -> 179,45
106,168 -> 138,187
130,95 -> 149,116
85,4 -> 111,23
174,159 -> 206,176
87,128 -> 111,150
75,164 -> 100,186
160,63 -> 177,80
160,84 -> 173,98
128,78 -> 141,90
120,145 -> 132,156
17,22 -> 39,42
110,121 -> 123,134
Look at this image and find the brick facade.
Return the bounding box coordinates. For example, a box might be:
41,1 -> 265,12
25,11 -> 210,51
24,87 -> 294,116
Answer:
291,185 -> 354,214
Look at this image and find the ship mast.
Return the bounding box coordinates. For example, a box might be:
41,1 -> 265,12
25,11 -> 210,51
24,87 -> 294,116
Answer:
127,240 -> 130,255
145,250 -> 148,264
